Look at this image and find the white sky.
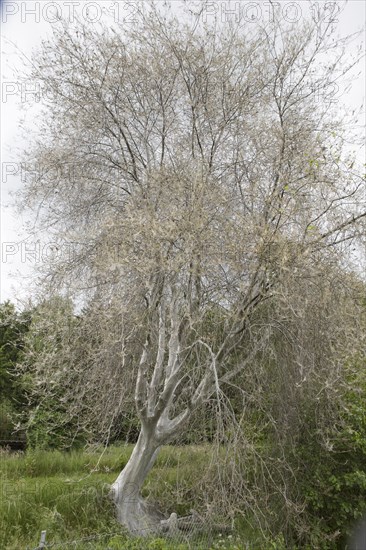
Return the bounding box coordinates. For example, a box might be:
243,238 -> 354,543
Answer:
0,0 -> 365,305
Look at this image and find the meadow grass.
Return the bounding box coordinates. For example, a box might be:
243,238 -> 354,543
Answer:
1,444 -> 242,549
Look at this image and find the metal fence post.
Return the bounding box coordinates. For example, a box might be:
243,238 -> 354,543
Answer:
38,530 -> 47,549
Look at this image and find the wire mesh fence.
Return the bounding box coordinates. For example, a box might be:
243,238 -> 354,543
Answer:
29,516 -> 235,550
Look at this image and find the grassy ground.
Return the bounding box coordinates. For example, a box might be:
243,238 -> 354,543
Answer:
0,444 -> 246,550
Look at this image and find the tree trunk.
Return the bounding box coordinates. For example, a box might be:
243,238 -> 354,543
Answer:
110,425 -> 164,534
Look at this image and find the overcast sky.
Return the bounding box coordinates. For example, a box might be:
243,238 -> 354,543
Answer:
1,0 -> 365,306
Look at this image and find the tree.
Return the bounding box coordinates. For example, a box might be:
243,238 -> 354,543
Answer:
18,296 -> 89,449
18,2 -> 365,534
19,295 -> 140,448
0,301 -> 31,447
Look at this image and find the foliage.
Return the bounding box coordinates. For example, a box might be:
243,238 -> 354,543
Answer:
0,301 -> 31,445
18,296 -> 88,450
296,355 -> 366,548
194,277 -> 366,549
0,399 -> 18,443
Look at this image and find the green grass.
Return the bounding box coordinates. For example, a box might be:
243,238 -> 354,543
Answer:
1,446 -> 121,549
1,444 -> 241,550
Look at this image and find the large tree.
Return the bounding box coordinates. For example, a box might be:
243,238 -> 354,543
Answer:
18,1 -> 365,534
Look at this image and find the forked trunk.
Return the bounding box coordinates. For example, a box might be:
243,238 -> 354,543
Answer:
110,426 -> 163,534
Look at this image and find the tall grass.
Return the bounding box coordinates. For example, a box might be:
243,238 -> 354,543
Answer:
1,444 -> 132,478
1,447 -> 120,549
1,445 -> 231,550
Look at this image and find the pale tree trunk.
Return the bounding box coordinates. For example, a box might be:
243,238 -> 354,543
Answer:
109,299 -> 192,535
110,424 -> 164,533
109,281 -> 270,535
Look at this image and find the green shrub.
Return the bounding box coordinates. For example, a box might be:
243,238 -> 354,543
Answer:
298,357 -> 366,548
0,399 -> 16,440
26,405 -> 87,451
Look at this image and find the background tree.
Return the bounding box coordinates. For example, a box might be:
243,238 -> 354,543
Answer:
17,1 -> 365,535
19,295 -> 141,448
0,301 -> 31,448
18,296 -> 88,449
